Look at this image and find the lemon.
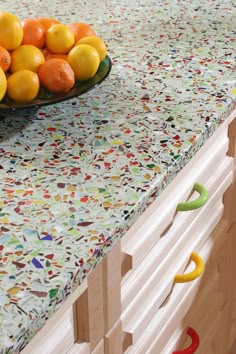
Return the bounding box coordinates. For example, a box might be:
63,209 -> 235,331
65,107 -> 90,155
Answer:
0,67 -> 7,101
0,12 -> 23,50
46,24 -> 75,54
67,44 -> 100,81
76,36 -> 107,62
7,70 -> 40,103
10,45 -> 45,73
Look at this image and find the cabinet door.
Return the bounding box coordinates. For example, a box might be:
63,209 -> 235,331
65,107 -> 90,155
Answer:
168,224 -> 236,354
126,217 -> 230,354
121,157 -> 233,351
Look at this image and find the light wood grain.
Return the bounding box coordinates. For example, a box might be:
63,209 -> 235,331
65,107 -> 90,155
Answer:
76,262 -> 104,350
103,240 -> 122,332
128,217 -> 229,354
92,339 -> 104,354
122,157 -> 233,346
122,157 -> 232,311
104,320 -> 122,354
229,339 -> 236,354
228,116 -> 236,163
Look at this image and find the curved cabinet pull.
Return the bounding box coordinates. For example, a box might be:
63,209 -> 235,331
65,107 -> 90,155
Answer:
176,183 -> 209,211
173,327 -> 200,353
174,252 -> 204,283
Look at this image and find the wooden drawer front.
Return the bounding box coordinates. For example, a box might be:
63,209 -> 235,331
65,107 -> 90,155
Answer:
122,155 -> 233,323
121,125 -> 229,276
128,219 -> 229,354
162,270 -> 222,354
198,312 -> 223,354
161,326 -> 187,354
121,155 -> 233,313
173,225 -> 235,354
124,217 -> 229,354
163,312 -> 222,354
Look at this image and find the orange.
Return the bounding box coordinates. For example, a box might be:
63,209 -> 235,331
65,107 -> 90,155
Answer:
7,69 -> 40,102
0,45 -> 11,72
0,67 -> 7,101
21,18 -> 45,48
0,12 -> 23,50
38,58 -> 75,94
10,45 -> 45,73
42,47 -> 67,61
67,44 -> 100,81
69,22 -> 96,42
46,24 -> 75,54
38,17 -> 60,32
76,36 -> 107,62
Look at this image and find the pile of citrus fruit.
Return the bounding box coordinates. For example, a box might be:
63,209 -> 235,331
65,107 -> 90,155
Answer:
0,11 -> 107,103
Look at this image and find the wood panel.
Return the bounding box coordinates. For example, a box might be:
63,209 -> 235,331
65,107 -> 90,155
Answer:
104,321 -> 122,354
122,159 -> 232,348
76,262 -> 104,350
102,240 -> 122,332
75,241 -> 122,353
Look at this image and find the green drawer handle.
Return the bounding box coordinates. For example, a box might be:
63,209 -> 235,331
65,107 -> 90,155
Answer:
176,183 -> 208,212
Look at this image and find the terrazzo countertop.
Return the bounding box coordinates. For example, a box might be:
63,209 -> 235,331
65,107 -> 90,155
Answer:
0,0 -> 235,352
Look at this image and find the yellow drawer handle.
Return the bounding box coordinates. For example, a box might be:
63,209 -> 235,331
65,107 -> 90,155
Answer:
176,183 -> 208,211
174,252 -> 204,283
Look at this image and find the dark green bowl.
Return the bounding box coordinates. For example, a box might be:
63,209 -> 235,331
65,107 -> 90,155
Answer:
0,55 -> 112,111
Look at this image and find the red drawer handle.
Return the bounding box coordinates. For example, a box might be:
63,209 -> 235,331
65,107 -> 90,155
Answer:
173,327 -> 200,354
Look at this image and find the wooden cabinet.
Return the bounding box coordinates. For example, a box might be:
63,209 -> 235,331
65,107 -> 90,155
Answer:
23,113 -> 236,354
121,115 -> 236,354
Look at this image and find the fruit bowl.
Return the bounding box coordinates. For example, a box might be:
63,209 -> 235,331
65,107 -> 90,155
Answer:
0,55 -> 112,111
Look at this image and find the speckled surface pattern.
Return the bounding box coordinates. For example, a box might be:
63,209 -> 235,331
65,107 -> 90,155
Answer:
0,0 -> 235,352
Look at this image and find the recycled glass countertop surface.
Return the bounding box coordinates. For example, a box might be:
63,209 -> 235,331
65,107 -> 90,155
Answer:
0,0 -> 235,352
